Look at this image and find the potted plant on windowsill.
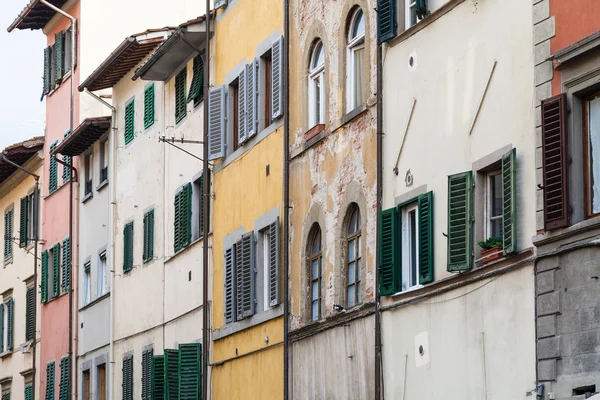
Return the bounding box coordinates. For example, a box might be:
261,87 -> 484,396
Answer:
478,237 -> 503,264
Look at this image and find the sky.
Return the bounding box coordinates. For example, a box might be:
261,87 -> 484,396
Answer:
0,2 -> 46,150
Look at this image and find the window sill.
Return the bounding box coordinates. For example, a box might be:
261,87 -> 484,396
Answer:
44,182 -> 68,201
0,350 -> 13,359
44,291 -> 68,305
533,215 -> 600,247
290,125 -> 327,160
390,284 -> 424,297
81,192 -> 93,204
165,234 -> 211,264
78,292 -> 110,312
304,124 -> 326,142
96,180 -> 108,192
4,257 -> 13,267
213,305 -> 284,340
337,104 -> 367,130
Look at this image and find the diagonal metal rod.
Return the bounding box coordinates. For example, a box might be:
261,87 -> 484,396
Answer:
159,136 -> 204,145
161,139 -> 211,166
53,156 -> 79,183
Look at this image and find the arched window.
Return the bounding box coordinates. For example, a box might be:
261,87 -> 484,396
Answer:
347,8 -> 365,112
346,205 -> 361,307
309,225 -> 322,321
308,41 -> 325,127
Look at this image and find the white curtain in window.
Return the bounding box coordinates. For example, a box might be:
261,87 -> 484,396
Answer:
590,97 -> 600,214
353,47 -> 365,108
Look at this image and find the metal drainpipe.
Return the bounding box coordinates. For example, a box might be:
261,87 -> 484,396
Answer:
202,2 -> 211,400
282,0 -> 290,397
81,88 -> 116,399
38,2 -> 77,398
375,40 -> 384,400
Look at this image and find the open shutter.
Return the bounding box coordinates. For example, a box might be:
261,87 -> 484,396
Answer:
54,32 -> 65,84
0,304 -> 3,351
377,0 -> 396,43
41,251 -> 48,303
183,183 -> 192,248
416,0 -> 428,19
246,59 -> 258,139
144,84 -> 155,129
142,349 -> 154,400
379,208 -> 399,295
502,148 -> 517,255
271,37 -> 284,120
124,101 -> 135,145
52,243 -> 61,297
199,174 -> 206,238
20,197 -> 28,248
175,68 -> 187,124
43,46 -> 52,95
26,287 -> 34,341
59,357 -> 69,400
152,355 -> 165,400
224,247 -> 236,324
49,141 -> 58,193
238,67 -> 247,144
174,191 -> 182,253
208,86 -> 227,160
46,362 -> 56,400
61,237 -> 71,293
236,232 -> 255,319
63,130 -> 72,183
188,55 -> 204,104
6,298 -> 13,350
541,93 -> 569,230
418,191 -> 434,284
268,218 -> 280,306
144,210 -> 154,262
179,343 -> 201,400
164,349 -> 179,400
25,384 -> 32,400
122,356 -> 133,400
447,172 -> 473,272
123,223 -> 134,272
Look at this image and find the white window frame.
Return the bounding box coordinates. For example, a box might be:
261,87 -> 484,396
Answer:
98,252 -> 107,297
83,262 -> 91,305
485,171 -> 503,240
262,229 -> 271,312
346,9 -> 366,113
308,42 -> 325,128
405,0 -> 422,29
401,203 -> 420,292
1,297 -> 9,352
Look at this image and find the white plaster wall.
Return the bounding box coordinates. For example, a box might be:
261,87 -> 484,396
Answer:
381,266 -> 536,399
382,0 -> 536,281
78,297 -> 110,355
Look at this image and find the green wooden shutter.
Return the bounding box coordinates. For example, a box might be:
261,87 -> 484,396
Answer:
59,356 -> 69,400
174,190 -> 182,253
144,84 -> 155,130
26,287 -> 34,341
224,247 -> 236,323
144,210 -> 154,262
63,130 -> 72,183
175,68 -> 187,124
46,361 -> 56,400
447,172 -> 473,272
124,222 -> 134,272
54,32 -> 65,84
41,251 -> 49,303
20,196 -> 28,247
43,46 -> 52,95
1,391 -> 10,400
502,148 -> 517,255
52,243 -> 61,297
152,355 -> 165,400
379,208 -> 399,295
25,384 -> 32,400
164,349 -> 179,400
179,343 -> 201,400
6,298 -> 13,350
0,304 -> 3,351
377,0 -> 396,43
4,209 -> 13,260
416,0 -> 428,19
124,101 -> 135,145
236,232 -> 255,319
49,141 -> 59,193
61,237 -> 71,293
183,183 -> 192,248
122,356 -> 133,400
188,55 -> 204,105
142,349 -> 154,400
418,192 -> 434,284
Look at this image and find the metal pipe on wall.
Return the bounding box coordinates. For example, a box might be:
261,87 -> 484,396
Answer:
375,40 -> 384,400
282,0 -> 290,397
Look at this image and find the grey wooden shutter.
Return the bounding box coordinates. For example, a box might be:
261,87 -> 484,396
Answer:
502,148 -> 517,255
271,37 -> 284,120
246,59 -> 258,138
447,172 -> 473,272
54,32 -> 65,84
208,86 -> 226,160
238,67 -> 247,144
224,247 -> 236,324
236,232 -> 255,319
418,191 -> 434,284
268,218 -> 280,306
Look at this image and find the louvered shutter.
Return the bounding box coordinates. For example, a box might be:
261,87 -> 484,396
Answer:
62,130 -> 72,183
122,356 -> 133,400
59,357 -> 69,400
43,46 -> 52,95
26,287 -> 34,341
236,232 -> 255,319
1,391 -> 10,400
418,191 -> 434,284
188,55 -> 204,104
0,304 -> 3,351
208,86 -> 227,160
6,298 -> 13,350
25,385 -> 32,400
246,59 -> 258,139
46,361 -> 56,400
238,67 -> 247,144
447,172 -> 473,272
199,174 -> 206,238
123,223 -> 134,272
164,349 -> 179,400
502,148 -> 517,255
379,208 -> 399,295
224,247 -> 236,324
124,101 -> 135,145
20,197 -> 28,247
179,343 -> 201,399
268,218 -> 280,306
175,68 -> 187,124
61,237 -> 71,293
144,210 -> 154,262
144,84 -> 155,130
142,349 -> 154,400
183,183 -> 192,248
271,37 -> 284,120
54,32 -> 65,84
4,209 -> 12,260
52,243 -> 61,297
541,93 -> 569,230
49,141 -> 59,193
41,251 -> 49,303
174,191 -> 182,253
416,0 -> 428,19
152,355 -> 165,400
377,0 -> 396,43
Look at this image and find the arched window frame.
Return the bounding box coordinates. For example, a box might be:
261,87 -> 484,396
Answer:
345,204 -> 362,307
308,41 -> 325,127
346,8 -> 365,112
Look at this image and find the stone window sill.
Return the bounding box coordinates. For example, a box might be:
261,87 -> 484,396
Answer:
533,215 -> 600,247
81,192 -> 93,204
212,305 -> 283,340
79,292 -> 110,312
96,180 -> 108,192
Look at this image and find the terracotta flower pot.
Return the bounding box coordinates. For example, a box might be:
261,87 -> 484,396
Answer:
481,246 -> 503,264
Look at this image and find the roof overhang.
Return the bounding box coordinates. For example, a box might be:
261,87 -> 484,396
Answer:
7,0 -> 67,32
79,31 -> 172,92
53,117 -> 111,157
133,17 -> 211,82
0,137 -> 44,185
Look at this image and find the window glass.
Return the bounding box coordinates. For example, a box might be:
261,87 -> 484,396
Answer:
588,96 -> 600,215
346,206 -> 361,307
488,173 -> 503,238
401,203 -> 419,291
309,226 -> 322,321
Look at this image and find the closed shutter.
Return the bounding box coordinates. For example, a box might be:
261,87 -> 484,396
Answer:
175,68 -> 187,124
377,0 -> 396,43
144,210 -> 154,262
49,141 -> 59,193
183,183 -> 192,248
52,243 -> 61,297
26,287 -> 34,341
271,37 -> 284,120
144,84 -> 155,130
178,343 -> 201,400
224,247 -> 236,324
238,67 -> 247,144
4,209 -> 13,260
199,174 -> 206,238
416,0 -> 428,19
246,59 -> 258,139
124,101 -> 135,145
25,385 -> 32,400
123,222 -> 134,272
59,356 -> 69,400
46,361 -> 56,400
43,46 -> 52,95
142,349 -> 154,400
174,190 -> 182,253
502,148 -> 517,255
208,86 -> 227,160
379,208 -> 399,295
122,356 -> 133,400
0,304 -> 3,350
268,218 -> 280,306
20,197 -> 28,247
188,55 -> 204,105
54,32 -> 65,84
61,237 -> 71,293
152,355 -> 165,400
1,391 -> 10,400
41,251 -> 49,303
236,232 -> 255,319
541,93 -> 569,230
63,130 -> 72,183
164,349 -> 179,400
418,191 -> 434,284
6,298 -> 13,350
447,172 -> 473,272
